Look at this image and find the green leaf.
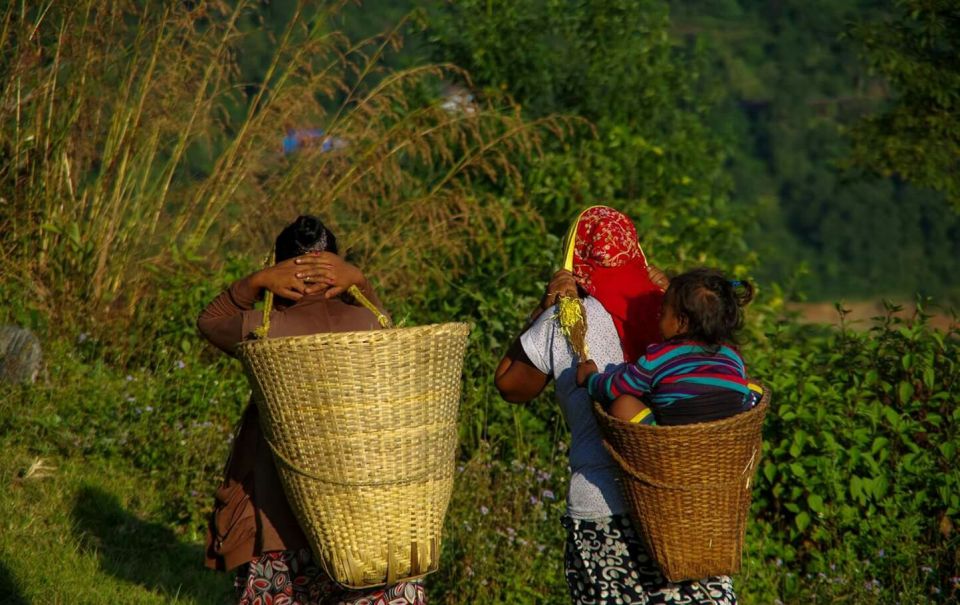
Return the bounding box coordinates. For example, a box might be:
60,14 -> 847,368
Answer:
68,222 -> 82,247
883,406 -> 902,428
807,493 -> 825,513
763,462 -> 776,483
898,381 -> 914,404
789,441 -> 802,458
851,476 -> 863,500
795,511 -> 811,533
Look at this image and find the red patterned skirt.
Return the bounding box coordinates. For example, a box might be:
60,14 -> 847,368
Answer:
235,548 -> 427,605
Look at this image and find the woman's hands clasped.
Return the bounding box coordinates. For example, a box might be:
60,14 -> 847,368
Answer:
251,252 -> 365,301
294,252 -> 366,299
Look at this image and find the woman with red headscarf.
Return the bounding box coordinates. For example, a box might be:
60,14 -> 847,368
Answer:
495,206 -> 738,605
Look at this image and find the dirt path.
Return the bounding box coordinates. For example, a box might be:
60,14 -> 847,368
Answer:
786,301 -> 958,332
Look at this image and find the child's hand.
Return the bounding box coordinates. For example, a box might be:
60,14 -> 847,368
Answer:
576,360 -> 598,388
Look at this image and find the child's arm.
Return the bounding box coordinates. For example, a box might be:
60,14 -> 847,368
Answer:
583,361 -> 654,406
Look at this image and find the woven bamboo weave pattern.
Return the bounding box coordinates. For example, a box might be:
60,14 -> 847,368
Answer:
594,390 -> 769,583
238,322 -> 470,588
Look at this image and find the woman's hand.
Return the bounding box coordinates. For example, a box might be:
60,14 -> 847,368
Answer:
576,359 -> 599,388
292,252 -> 366,299
250,255 -> 331,301
541,269 -> 579,310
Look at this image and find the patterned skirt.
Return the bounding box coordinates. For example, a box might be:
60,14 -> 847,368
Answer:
562,515 -> 737,605
235,548 -> 427,605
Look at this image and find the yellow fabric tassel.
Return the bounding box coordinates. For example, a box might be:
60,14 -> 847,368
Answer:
556,295 -> 589,361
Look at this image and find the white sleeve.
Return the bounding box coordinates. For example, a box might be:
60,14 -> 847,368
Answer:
519,306 -> 557,377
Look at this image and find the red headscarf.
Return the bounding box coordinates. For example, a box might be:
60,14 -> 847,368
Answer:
567,206 -> 664,363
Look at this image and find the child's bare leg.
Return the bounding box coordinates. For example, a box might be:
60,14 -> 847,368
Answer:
608,394 -> 654,424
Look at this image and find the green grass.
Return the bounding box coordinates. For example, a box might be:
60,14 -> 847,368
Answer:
0,446 -> 233,604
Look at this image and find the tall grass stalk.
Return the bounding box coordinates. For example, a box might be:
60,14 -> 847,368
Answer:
0,0 -> 564,340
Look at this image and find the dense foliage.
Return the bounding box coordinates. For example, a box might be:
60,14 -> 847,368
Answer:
0,1 -> 957,603
671,0 -> 960,301
847,0 -> 960,208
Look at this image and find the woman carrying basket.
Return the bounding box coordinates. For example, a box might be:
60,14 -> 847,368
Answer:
494,206 -> 738,604
198,215 -> 427,605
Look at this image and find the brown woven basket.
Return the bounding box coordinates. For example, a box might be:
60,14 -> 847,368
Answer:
237,301 -> 470,588
593,389 -> 769,583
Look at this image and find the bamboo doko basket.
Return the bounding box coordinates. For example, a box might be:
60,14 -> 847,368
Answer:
593,390 -> 769,582
237,285 -> 470,589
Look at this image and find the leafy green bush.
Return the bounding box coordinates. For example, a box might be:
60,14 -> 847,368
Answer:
743,304 -> 960,603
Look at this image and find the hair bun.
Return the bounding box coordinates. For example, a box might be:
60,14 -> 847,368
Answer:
274,214 -> 338,261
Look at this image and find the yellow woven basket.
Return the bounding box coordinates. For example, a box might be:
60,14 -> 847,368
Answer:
593,389 -> 770,583
236,286 -> 470,588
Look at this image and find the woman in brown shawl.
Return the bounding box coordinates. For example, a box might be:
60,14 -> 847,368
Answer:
197,215 -> 426,605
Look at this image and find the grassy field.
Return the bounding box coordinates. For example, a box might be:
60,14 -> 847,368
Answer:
1,447 -> 233,604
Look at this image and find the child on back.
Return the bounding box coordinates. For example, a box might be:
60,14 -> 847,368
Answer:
576,268 -> 762,426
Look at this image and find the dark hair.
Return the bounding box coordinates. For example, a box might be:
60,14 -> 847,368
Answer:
274,215 -> 338,262
664,268 -> 754,350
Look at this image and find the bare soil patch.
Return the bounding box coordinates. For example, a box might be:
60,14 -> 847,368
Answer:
786,301 -> 958,332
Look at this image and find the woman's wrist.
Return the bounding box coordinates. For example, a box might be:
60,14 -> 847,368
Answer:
354,273 -> 371,294
247,269 -> 268,291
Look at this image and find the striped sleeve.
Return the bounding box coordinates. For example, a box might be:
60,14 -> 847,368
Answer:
586,361 -> 654,405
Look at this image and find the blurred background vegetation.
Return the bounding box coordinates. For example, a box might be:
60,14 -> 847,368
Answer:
0,0 -> 957,603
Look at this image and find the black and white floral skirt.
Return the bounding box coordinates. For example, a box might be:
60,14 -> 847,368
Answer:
561,515 -> 737,605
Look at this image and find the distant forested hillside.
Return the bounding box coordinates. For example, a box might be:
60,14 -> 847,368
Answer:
262,0 -> 960,302
672,0 -> 960,301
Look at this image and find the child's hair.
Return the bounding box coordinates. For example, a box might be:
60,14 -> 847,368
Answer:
665,268 -> 754,349
274,215 -> 338,262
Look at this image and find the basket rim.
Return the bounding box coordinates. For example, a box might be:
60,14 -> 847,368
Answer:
594,383 -> 770,433
236,321 -> 472,351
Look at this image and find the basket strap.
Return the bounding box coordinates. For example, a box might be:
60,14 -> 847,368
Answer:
600,438 -> 761,491
264,436 -> 439,487
253,253 -> 276,339
347,284 -> 392,328
251,256 -> 392,339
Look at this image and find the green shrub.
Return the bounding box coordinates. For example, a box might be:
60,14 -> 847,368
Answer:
743,303 -> 960,603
